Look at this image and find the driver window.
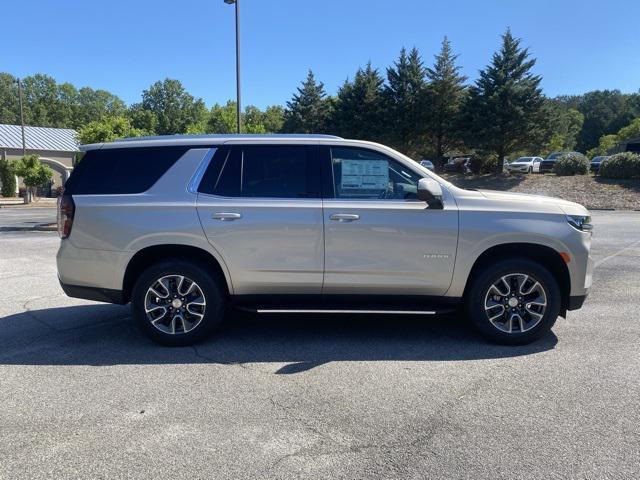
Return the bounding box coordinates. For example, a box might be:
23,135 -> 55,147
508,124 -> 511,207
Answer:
330,147 -> 420,200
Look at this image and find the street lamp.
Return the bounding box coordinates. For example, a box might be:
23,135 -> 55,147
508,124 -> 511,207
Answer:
224,0 -> 241,134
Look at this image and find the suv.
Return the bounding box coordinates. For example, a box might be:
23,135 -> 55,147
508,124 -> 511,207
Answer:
57,135 -> 593,346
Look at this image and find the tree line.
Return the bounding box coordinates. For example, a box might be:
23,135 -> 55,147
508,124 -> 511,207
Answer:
1,28 -> 639,172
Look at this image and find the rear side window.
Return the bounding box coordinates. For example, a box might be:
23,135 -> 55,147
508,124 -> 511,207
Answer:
198,145 -> 320,198
63,146 -> 190,195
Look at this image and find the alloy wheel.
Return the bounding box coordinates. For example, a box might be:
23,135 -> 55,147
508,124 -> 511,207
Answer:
483,273 -> 547,333
144,275 -> 206,335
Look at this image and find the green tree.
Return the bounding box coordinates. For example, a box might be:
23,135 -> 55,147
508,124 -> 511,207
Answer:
77,116 -> 147,144
540,100 -> 584,154
576,90 -> 638,152
463,29 -> 545,172
384,47 -> 428,157
21,74 -> 59,127
282,70 -> 332,133
74,87 -> 126,128
128,104 -> 159,133
586,134 -> 618,158
14,154 -> 53,203
424,37 -> 467,170
0,73 -> 20,124
262,105 -> 285,133
140,79 -> 208,135
207,101 -> 238,133
332,62 -> 385,141
0,155 -> 17,197
243,105 -> 267,133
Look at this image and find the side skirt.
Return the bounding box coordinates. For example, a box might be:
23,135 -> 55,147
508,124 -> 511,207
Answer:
230,294 -> 460,315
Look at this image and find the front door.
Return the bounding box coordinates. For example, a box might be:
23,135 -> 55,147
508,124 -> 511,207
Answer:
321,146 -> 458,296
197,145 -> 324,295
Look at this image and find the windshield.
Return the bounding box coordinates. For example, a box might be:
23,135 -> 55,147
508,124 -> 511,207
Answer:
515,157 -> 532,163
546,152 -> 564,160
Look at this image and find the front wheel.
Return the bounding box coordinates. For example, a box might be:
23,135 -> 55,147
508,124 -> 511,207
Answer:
131,259 -> 226,346
465,258 -> 561,345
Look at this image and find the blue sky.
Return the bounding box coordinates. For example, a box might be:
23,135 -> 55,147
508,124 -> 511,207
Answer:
2,0 -> 639,109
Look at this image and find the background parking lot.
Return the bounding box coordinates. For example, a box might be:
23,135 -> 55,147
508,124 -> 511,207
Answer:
1,211 -> 639,479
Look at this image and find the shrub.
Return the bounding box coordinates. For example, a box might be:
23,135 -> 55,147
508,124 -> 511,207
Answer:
0,158 -> 17,197
599,152 -> 640,179
554,152 -> 589,176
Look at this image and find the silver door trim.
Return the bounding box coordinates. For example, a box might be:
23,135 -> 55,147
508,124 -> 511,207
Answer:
256,309 -> 436,315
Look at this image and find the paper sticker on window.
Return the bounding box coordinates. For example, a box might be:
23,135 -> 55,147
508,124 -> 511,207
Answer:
341,159 -> 388,190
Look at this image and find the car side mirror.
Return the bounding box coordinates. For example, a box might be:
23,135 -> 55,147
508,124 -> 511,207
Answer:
417,178 -> 444,209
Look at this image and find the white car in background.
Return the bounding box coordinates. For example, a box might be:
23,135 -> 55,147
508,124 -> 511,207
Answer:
507,156 -> 543,173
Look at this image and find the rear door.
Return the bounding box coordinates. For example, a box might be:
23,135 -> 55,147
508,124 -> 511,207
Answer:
321,146 -> 458,296
196,144 -> 324,295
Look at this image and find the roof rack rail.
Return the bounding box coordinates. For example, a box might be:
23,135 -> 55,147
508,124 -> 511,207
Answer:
115,133 -> 343,142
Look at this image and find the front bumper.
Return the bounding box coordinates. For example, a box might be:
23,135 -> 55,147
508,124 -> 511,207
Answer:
568,294 -> 588,311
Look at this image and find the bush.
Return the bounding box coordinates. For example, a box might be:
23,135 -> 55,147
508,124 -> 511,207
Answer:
554,152 -> 589,176
599,152 -> 640,179
0,158 -> 18,197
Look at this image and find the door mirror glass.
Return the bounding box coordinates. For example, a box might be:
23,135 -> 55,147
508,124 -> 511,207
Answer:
417,178 -> 443,209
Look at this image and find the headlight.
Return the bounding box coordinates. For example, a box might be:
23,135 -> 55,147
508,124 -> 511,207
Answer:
566,215 -> 593,232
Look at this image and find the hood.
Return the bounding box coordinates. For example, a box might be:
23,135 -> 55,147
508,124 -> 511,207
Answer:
477,189 -> 589,216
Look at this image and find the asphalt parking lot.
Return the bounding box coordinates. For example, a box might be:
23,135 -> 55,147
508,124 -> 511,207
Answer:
1,211 -> 639,479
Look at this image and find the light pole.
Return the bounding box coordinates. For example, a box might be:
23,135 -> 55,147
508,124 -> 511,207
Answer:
224,0 -> 241,134
16,79 -> 26,156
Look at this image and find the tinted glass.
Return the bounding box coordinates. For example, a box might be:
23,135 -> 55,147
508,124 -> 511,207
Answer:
330,147 -> 421,200
199,145 -> 318,198
63,146 -> 189,195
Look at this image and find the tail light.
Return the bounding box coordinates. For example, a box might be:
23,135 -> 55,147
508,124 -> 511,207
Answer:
57,195 -> 75,239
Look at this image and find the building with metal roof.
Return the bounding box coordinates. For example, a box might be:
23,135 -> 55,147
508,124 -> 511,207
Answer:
0,124 -> 78,197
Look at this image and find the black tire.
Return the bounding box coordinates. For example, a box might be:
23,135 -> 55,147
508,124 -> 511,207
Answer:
528,167 -> 533,173
131,258 -> 226,346
465,258 -> 560,345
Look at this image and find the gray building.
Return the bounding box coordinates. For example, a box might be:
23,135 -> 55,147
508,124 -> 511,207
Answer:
0,123 -> 78,196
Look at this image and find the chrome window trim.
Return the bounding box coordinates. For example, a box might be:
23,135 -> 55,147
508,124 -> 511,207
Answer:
187,147 -> 217,194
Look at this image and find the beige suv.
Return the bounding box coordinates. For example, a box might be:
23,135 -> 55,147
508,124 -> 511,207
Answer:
57,134 -> 593,346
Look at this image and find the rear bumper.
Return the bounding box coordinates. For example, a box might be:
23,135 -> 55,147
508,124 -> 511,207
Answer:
59,278 -> 126,304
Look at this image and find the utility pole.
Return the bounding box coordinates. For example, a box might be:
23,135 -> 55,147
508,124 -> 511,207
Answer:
224,0 -> 241,133
17,79 -> 26,156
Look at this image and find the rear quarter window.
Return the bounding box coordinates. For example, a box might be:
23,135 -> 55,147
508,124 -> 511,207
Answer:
63,146 -> 190,195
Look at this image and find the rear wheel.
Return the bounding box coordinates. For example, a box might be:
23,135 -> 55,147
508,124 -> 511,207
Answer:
465,258 -> 560,345
131,259 -> 225,346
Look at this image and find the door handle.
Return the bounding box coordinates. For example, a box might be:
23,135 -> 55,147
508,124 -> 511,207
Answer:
330,213 -> 360,222
212,212 -> 242,221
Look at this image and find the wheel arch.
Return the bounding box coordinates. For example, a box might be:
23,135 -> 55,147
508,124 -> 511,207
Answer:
122,244 -> 232,303
463,243 -> 571,315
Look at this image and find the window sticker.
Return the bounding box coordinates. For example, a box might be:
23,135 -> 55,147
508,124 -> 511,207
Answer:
341,159 -> 389,190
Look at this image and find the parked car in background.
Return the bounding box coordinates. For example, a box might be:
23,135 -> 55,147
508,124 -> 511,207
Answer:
419,159 -> 435,171
539,151 -> 580,173
507,156 -> 543,174
590,156 -> 610,173
443,157 -> 471,174
57,134 -> 592,346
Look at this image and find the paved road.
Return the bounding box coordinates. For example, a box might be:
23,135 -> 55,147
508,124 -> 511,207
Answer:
1,211 -> 639,479
0,206 -> 56,229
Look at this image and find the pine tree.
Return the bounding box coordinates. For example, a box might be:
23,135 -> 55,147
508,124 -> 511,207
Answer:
332,62 -> 385,141
282,70 -> 332,133
425,37 -> 467,170
463,29 -> 545,172
384,48 -> 428,156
